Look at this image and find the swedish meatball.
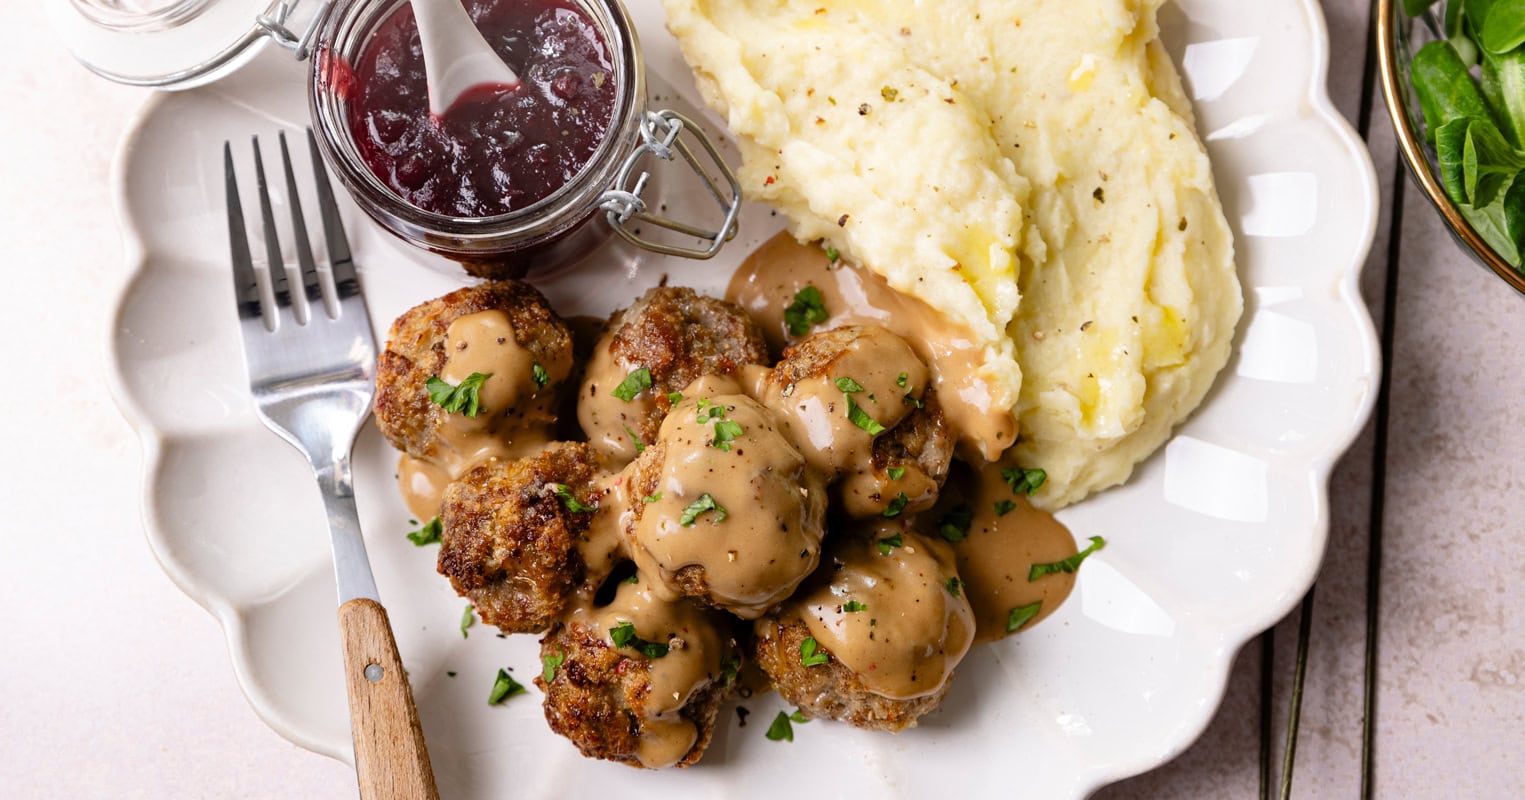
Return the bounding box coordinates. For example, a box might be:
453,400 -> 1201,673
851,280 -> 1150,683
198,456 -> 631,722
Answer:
375,281 -> 574,464
438,443 -> 604,634
537,578 -> 739,768
753,524 -> 974,731
621,378 -> 827,619
579,287 -> 769,465
762,325 -> 954,517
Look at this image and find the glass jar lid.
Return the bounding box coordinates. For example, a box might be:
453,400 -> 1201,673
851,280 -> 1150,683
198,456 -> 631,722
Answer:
46,0 -> 322,90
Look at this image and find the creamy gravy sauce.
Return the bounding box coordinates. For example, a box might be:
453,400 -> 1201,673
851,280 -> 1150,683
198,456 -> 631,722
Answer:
578,334 -> 658,465
728,233 -> 1017,462
566,578 -> 726,768
397,455 -> 452,522
397,310 -> 571,519
629,377 -> 827,619
789,525 -> 974,699
945,462 -> 1080,644
578,471 -> 634,591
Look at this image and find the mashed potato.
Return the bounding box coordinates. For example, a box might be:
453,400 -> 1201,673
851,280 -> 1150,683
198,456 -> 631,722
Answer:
664,0 -> 1242,508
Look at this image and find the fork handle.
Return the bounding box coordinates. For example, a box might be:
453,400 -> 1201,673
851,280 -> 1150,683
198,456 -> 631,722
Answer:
338,598 -> 441,800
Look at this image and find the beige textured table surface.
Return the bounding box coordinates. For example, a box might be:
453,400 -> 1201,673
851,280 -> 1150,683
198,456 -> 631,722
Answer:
2,1 -> 1521,797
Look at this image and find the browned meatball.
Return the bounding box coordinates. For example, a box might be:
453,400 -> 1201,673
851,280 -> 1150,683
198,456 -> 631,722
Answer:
438,443 -> 602,634
618,388 -> 828,619
375,280 -> 573,461
752,615 -> 948,732
536,580 -> 740,768
752,525 -> 974,731
579,287 -> 769,464
763,325 -> 954,517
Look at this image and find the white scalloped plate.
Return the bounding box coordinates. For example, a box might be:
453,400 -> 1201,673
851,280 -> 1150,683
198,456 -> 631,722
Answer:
104,2 -> 1379,796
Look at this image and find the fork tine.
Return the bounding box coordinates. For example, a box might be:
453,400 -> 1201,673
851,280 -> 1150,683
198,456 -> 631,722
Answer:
224,142 -> 263,320
279,131 -> 323,321
252,137 -> 293,320
306,129 -> 359,299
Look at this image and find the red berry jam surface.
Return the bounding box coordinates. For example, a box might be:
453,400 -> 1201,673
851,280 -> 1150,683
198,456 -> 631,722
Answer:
347,0 -> 617,218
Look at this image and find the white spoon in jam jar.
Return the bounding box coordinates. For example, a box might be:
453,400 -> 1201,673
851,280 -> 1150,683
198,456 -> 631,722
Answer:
411,0 -> 522,118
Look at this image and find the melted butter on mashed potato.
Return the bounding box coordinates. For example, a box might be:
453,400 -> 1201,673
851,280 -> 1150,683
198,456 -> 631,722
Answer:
665,0 -> 1243,508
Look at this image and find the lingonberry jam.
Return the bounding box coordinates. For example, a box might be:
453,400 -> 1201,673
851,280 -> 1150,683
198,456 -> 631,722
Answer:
347,0 -> 617,218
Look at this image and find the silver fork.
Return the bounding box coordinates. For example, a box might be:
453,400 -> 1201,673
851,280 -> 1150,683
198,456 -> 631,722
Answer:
224,131 -> 439,800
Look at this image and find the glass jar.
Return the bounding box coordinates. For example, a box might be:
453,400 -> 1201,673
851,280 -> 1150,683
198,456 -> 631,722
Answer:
51,0 -> 742,277
307,0 -> 740,277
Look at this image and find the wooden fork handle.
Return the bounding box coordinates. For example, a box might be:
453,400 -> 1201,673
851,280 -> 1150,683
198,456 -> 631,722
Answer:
338,598 -> 441,800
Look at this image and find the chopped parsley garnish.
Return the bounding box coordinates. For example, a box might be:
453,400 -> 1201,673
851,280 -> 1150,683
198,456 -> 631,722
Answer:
666,391 -> 684,404
611,367 -> 652,402
825,245 -> 840,263
642,491 -> 663,504
765,711 -> 795,741
488,669 -> 526,705
622,424 -> 645,454
695,398 -> 726,423
783,286 -> 829,336
799,637 -> 829,667
765,708 -> 811,742
541,649 -> 565,682
846,395 -> 887,435
711,419 -> 745,451
1001,467 -> 1048,497
531,363 -> 549,389
887,466 -> 906,480
1029,536 -> 1107,581
937,505 -> 974,542
842,600 -> 867,613
679,493 -> 727,526
834,376 -> 867,394
426,372 -> 492,417
1007,602 -> 1042,633
904,391 -> 924,409
406,516 -> 442,546
720,656 -> 741,687
945,577 -> 963,597
876,533 -> 903,555
609,621 -> 670,659
622,573 -> 640,584
460,605 -> 475,638
896,372 -> 908,388
551,483 -> 598,513
993,499 -> 1018,516
882,492 -> 910,519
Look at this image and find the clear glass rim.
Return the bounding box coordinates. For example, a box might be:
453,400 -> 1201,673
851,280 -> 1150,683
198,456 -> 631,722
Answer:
307,0 -> 645,247
69,0 -> 217,32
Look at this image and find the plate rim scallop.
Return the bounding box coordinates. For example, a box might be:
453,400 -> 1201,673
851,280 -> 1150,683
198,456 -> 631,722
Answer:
99,0 -> 1382,794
